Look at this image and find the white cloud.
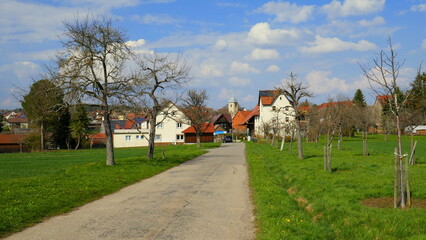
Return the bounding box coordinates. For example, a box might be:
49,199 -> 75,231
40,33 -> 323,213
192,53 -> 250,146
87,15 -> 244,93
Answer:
322,0 -> 385,18
257,1 -> 314,23
126,39 -> 146,48
411,4 -> 426,12
306,70 -> 350,94
198,64 -> 223,77
300,35 -> 376,53
267,65 -> 280,72
247,48 -> 280,60
358,16 -> 385,27
228,77 -> 251,86
230,61 -> 260,74
422,39 -> 426,49
132,14 -> 181,25
0,0 -> 138,43
243,95 -> 256,104
214,39 -> 228,50
247,22 -> 301,46
219,88 -> 238,101
64,0 -> 139,8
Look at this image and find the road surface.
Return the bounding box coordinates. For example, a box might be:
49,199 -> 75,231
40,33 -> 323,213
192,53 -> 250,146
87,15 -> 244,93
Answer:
5,143 -> 255,240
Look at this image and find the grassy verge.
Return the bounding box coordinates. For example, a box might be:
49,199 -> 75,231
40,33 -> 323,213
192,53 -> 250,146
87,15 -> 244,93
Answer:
246,135 -> 426,240
0,143 -> 220,237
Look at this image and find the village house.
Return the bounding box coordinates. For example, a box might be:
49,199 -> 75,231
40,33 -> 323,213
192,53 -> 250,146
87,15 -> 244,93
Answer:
113,103 -> 190,148
242,90 -> 295,137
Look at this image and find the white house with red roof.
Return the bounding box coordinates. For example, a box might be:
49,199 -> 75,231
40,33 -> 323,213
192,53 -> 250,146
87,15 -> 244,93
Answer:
113,103 -> 190,148
242,90 -> 295,137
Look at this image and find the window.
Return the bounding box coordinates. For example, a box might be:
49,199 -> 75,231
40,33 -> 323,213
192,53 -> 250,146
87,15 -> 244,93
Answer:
177,122 -> 183,128
285,106 -> 289,111
157,122 -> 163,129
285,117 -> 289,122
176,134 -> 184,141
136,135 -> 139,139
155,134 -> 162,141
272,106 -> 276,111
125,135 -> 131,141
140,135 -> 144,139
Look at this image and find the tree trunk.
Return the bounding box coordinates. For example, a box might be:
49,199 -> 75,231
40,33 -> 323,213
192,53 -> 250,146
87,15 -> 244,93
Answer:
363,131 -> 368,156
410,132 -> 416,164
196,134 -> 201,148
148,118 -> 156,159
103,113 -> 115,166
40,122 -> 44,151
394,147 -> 399,209
405,155 -> 411,208
295,120 -> 303,159
396,114 -> 406,209
75,136 -> 80,150
280,129 -> 286,151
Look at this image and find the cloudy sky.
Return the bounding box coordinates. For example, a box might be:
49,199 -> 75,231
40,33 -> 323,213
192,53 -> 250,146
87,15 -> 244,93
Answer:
1,0 -> 425,110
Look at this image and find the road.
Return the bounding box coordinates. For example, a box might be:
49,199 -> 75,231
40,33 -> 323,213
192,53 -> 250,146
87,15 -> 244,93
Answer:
5,143 -> 255,240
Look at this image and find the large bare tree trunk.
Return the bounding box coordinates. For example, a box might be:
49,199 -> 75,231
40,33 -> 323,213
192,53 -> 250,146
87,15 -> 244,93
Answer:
103,113 -> 115,166
148,119 -> 156,159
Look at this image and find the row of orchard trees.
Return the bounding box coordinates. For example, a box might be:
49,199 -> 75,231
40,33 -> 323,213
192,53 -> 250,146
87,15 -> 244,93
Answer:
22,15 -> 193,165
263,38 -> 424,210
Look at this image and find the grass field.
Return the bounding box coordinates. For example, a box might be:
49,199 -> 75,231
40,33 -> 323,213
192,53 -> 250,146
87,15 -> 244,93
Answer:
0,143 -> 220,238
246,134 -> 426,240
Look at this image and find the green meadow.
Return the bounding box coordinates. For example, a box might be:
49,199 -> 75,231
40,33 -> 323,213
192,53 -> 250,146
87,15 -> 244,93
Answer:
246,134 -> 426,240
0,143 -> 220,238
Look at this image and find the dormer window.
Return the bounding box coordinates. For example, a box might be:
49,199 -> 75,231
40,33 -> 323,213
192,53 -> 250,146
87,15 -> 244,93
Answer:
272,106 -> 276,111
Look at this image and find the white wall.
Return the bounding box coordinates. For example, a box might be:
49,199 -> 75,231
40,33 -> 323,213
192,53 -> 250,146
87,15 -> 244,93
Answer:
255,94 -> 295,136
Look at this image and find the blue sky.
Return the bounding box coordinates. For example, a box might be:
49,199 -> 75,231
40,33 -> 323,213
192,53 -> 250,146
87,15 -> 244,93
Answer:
1,0 -> 425,110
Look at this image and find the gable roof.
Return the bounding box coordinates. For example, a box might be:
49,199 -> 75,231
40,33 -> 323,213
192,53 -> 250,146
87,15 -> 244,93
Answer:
242,105 -> 260,125
182,123 -> 215,134
258,90 -> 280,106
211,113 -> 232,124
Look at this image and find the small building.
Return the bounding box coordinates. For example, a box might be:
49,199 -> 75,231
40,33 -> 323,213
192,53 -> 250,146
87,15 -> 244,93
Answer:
0,134 -> 28,153
232,110 -> 251,132
113,103 -> 190,148
211,113 -> 232,133
182,123 -> 215,143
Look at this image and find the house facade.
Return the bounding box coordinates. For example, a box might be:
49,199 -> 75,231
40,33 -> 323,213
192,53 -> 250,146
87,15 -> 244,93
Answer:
254,90 -> 295,136
113,104 -> 190,148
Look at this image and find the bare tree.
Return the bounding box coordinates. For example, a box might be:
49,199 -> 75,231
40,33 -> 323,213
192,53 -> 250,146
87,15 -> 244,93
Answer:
279,72 -> 313,159
132,52 -> 190,158
52,15 -> 133,165
181,89 -> 212,148
360,37 -> 414,209
354,105 -> 378,156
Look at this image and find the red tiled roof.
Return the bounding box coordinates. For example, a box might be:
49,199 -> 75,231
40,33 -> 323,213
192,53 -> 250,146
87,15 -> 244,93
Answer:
182,123 -> 215,134
258,90 -> 280,106
7,118 -> 28,123
89,133 -> 106,140
0,134 -> 28,144
242,105 -> 260,125
318,101 -> 353,109
375,95 -> 392,104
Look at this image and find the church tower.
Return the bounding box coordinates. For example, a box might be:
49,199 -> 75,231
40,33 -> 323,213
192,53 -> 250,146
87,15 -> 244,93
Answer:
228,97 -> 239,117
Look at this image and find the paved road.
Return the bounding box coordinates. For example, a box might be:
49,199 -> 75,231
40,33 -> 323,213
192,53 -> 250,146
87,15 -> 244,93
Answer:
5,143 -> 255,240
